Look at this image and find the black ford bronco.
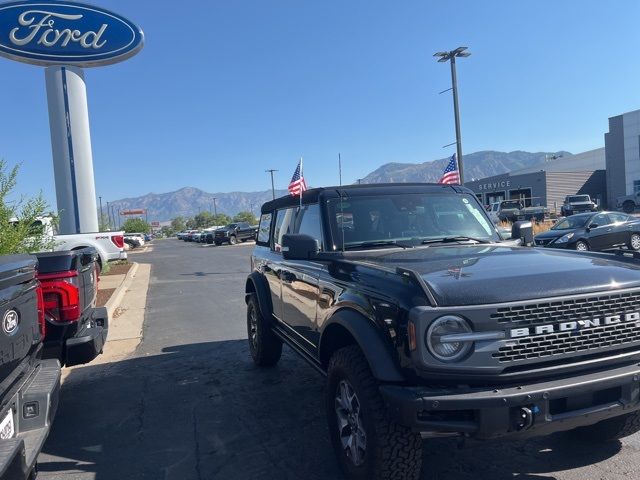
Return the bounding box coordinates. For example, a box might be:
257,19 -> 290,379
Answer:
245,183 -> 640,479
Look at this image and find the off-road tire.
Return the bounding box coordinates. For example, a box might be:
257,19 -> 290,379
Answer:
623,201 -> 636,214
229,235 -> 237,245
247,293 -> 282,366
572,410 -> 640,442
326,346 -> 422,480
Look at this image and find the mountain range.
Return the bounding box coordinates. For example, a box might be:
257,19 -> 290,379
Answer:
108,150 -> 570,222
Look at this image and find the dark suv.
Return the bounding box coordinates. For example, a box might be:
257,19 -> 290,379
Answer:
246,183 -> 640,479
214,222 -> 256,245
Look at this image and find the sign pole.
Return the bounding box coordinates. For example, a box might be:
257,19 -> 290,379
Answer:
45,66 -> 98,234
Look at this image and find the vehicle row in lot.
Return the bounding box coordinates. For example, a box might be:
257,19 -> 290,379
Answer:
246,183 -> 640,480
177,223 -> 258,245
0,246 -> 107,479
534,211 -> 640,251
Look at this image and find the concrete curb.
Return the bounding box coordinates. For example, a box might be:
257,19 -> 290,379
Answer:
105,262 -> 139,319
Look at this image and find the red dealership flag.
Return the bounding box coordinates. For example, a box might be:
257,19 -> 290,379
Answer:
438,154 -> 460,184
288,159 -> 307,197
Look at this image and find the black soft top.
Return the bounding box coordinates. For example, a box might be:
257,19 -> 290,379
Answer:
261,183 -> 469,213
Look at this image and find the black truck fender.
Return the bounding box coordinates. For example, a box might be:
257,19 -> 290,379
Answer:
319,309 -> 405,383
245,272 -> 274,320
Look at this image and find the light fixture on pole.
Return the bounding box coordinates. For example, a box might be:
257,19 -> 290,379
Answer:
434,46 -> 471,184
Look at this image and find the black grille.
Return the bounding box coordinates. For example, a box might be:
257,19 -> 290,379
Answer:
493,321 -> 640,363
491,290 -> 640,327
535,238 -> 552,246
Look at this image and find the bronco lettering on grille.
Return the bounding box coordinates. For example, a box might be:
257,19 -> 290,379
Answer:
510,311 -> 640,338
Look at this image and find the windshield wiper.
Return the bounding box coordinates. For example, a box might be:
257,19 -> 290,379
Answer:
344,240 -> 413,250
422,236 -> 493,245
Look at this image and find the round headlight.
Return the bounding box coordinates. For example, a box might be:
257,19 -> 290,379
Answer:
426,315 -> 473,362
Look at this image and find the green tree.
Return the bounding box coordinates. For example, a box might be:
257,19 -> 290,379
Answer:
233,211 -> 257,225
0,159 -> 55,255
194,211 -> 214,228
122,217 -> 150,234
185,217 -> 196,230
212,213 -> 231,226
171,216 -> 186,232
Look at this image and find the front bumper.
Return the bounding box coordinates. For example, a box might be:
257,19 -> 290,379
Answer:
380,362 -> 640,439
0,359 -> 60,480
65,307 -> 109,367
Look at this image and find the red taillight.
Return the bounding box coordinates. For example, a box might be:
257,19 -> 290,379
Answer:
36,282 -> 45,338
111,235 -> 124,248
38,271 -> 81,324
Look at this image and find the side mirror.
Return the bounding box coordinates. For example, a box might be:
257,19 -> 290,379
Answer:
282,234 -> 319,260
511,221 -> 533,246
588,223 -> 598,229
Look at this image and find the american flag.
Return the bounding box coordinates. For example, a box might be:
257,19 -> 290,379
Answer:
288,159 -> 307,197
438,154 -> 460,185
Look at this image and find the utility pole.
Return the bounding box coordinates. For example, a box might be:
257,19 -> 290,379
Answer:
212,197 -> 217,217
106,201 -> 111,229
265,169 -> 278,199
117,207 -> 121,229
434,47 -> 471,184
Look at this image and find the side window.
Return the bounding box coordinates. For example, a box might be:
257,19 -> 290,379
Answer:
591,213 -> 611,227
272,208 -> 296,252
610,213 -> 628,223
295,204 -> 322,249
256,213 -> 272,245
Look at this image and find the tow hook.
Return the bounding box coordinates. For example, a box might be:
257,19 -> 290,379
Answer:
516,406 -> 535,431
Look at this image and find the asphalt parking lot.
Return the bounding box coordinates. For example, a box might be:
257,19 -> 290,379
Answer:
38,239 -> 640,479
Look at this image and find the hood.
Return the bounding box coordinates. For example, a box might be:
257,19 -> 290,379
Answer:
350,245 -> 640,306
533,229 -> 570,240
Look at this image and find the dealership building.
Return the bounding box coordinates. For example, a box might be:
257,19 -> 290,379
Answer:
465,148 -> 606,213
465,108 -> 640,212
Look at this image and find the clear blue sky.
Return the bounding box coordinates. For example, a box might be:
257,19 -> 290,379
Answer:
1,0 -> 639,207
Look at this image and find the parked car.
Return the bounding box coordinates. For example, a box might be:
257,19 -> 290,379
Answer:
124,234 -> 144,248
214,222 -> 256,245
35,248 -> 108,367
246,183 -> 640,479
125,233 -> 146,246
560,194 -> 598,216
616,192 -> 640,213
0,254 -> 60,479
534,211 -> 640,251
488,200 -> 548,224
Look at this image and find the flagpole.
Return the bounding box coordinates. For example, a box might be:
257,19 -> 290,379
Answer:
338,153 -> 342,186
299,156 -> 303,209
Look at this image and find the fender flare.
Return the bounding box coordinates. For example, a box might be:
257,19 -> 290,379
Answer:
245,272 -> 273,319
321,309 -> 405,382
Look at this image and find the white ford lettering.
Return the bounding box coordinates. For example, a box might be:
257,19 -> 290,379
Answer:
9,11 -> 108,49
509,310 -> 640,338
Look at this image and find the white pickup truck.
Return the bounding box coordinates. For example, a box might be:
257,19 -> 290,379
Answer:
32,217 -> 127,269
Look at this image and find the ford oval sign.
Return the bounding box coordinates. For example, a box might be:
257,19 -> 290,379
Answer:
0,1 -> 144,67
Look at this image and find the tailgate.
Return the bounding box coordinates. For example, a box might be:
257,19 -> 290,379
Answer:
0,256 -> 40,384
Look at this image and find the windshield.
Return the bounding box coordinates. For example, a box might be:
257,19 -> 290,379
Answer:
552,215 -> 590,230
567,195 -> 590,202
327,193 -> 499,250
500,201 -> 520,209
225,224 -> 237,229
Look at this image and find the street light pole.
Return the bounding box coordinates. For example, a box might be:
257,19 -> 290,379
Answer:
212,197 -> 217,217
265,169 -> 278,199
434,46 -> 471,184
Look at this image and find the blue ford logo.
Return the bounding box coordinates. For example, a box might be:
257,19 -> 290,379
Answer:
0,1 -> 144,67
